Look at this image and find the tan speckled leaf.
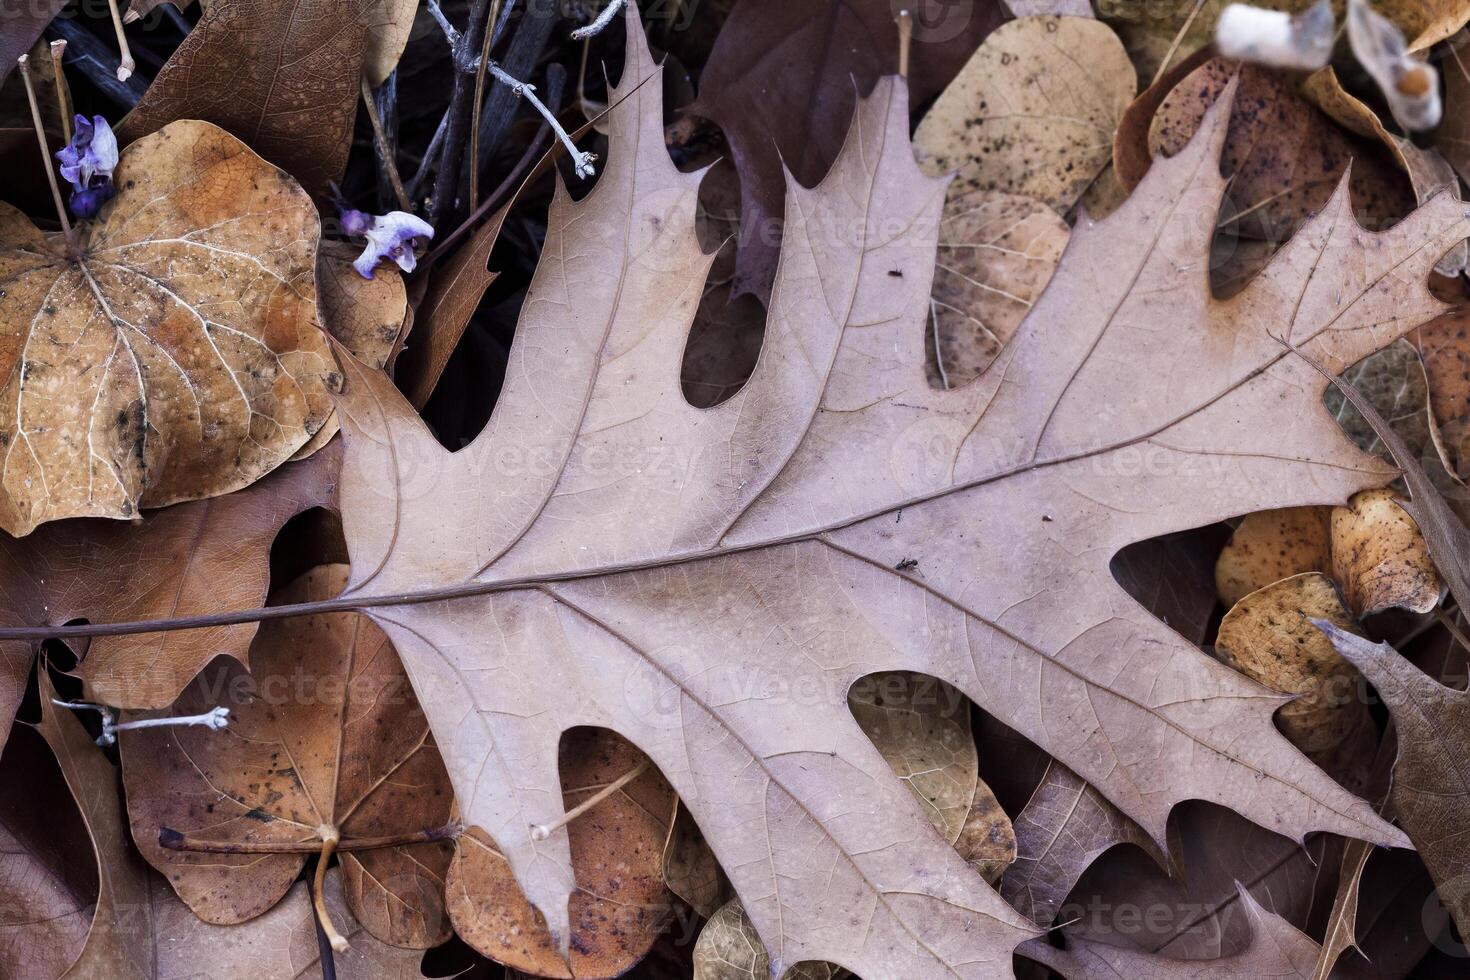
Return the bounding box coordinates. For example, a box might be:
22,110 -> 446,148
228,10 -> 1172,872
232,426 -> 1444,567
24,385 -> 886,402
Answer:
849,672 -> 976,844
120,565 -> 454,949
693,901 -> 839,980
926,189 -> 1068,390
914,16 -> 1135,214
328,11 -> 1453,977
1215,507 -> 1332,608
445,730 -> 675,979
0,119 -> 335,537
1215,573 -> 1374,766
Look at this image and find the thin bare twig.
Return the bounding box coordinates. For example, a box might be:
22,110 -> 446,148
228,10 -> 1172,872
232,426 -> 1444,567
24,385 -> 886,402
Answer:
361,75 -> 411,211
159,822 -> 462,854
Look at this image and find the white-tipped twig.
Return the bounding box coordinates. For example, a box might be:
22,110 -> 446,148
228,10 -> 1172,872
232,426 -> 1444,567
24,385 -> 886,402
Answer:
571,0 -> 626,40
529,760 -> 648,842
487,62 -> 596,178
103,0 -> 136,81
52,699 -> 230,746
49,41 -> 71,143
896,9 -> 912,79
16,56 -> 72,240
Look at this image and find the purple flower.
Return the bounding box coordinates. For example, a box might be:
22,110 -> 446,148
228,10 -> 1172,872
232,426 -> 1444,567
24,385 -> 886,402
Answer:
56,115 -> 120,220
57,115 -> 119,194
69,183 -> 118,220
339,207 -> 373,237
348,210 -> 435,279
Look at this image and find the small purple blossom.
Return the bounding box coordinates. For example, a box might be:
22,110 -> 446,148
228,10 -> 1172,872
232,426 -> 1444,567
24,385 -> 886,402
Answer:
339,207 -> 373,237
346,210 -> 435,279
69,184 -> 117,220
56,115 -> 119,220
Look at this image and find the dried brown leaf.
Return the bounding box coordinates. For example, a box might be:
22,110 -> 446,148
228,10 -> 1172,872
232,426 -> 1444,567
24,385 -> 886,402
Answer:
914,16 -> 1135,214
0,442 -> 337,740
31,670 -> 429,979
445,729 -> 675,978
691,0 -> 1006,298
1316,623 -> 1470,942
1000,759 -> 1164,925
120,564 -> 453,947
116,0 -> 379,197
1215,573 -> 1377,783
0,119 -> 336,536
1150,59 -> 1414,241
848,672 -> 976,844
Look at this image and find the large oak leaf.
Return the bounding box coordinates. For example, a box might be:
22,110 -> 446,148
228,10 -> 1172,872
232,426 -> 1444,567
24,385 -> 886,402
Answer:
0,119 -> 336,537
328,11 -> 1463,978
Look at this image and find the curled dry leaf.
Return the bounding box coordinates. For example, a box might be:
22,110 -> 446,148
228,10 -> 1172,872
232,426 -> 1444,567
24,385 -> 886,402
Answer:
1214,573 -> 1377,785
691,0 -> 1006,298
1113,44 -> 1216,193
693,900 -> 839,980
0,440 -> 338,736
0,119 -> 336,537
913,16 -> 1136,215
1331,487 -> 1443,616
326,9 -> 1470,974
1022,886 -> 1320,979
1150,59 -> 1413,243
1315,622 -> 1470,942
445,729 -> 675,979
121,564 -> 454,948
1215,489 -> 1440,617
926,189 -> 1068,390
1000,759 -> 1164,925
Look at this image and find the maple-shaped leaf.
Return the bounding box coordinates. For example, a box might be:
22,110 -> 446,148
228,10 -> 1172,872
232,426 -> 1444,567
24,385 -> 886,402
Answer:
328,11 -> 1464,977
0,119 -> 337,537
